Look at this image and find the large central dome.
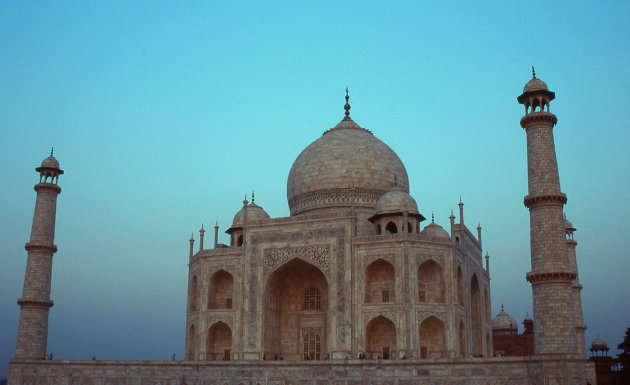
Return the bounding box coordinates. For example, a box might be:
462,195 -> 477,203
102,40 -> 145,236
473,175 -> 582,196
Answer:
287,108 -> 409,216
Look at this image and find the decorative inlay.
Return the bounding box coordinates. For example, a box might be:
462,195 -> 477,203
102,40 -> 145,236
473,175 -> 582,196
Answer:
263,246 -> 330,278
289,188 -> 386,216
416,254 -> 444,268
417,311 -> 446,324
364,311 -> 398,326
207,315 -> 233,328
365,254 -> 394,266
207,265 -> 236,277
523,193 -> 567,208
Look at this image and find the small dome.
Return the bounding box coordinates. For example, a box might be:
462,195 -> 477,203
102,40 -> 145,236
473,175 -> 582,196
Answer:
591,337 -> 608,350
565,218 -> 576,233
421,222 -> 450,238
523,313 -> 533,322
492,309 -> 518,331
231,202 -> 271,229
523,77 -> 549,93
40,155 -> 60,169
375,190 -> 419,215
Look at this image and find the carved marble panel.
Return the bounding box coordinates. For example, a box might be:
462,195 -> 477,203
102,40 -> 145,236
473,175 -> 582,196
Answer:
263,245 -> 330,279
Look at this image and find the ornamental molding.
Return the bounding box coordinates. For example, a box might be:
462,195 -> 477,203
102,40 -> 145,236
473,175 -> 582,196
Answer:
526,271 -> 575,284
520,112 -> 557,128
263,245 -> 331,280
24,242 -> 57,253
17,298 -> 54,308
289,188 -> 387,216
364,310 -> 398,327
523,193 -> 567,208
417,311 -> 447,324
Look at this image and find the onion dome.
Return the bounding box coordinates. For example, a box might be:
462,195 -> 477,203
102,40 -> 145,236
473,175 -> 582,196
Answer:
226,201 -> 270,234
287,90 -> 409,216
591,337 -> 608,351
421,221 -> 449,238
492,307 -> 518,333
523,313 -> 533,322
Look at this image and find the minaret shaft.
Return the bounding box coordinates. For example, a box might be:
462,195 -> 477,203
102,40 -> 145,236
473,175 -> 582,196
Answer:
16,179 -> 62,359
519,79 -> 578,355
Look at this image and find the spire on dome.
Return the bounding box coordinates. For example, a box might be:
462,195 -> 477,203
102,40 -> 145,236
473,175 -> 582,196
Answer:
251,190 -> 255,203
432,212 -> 435,223
51,147 -> 54,156
532,66 -> 536,78
344,87 -> 351,117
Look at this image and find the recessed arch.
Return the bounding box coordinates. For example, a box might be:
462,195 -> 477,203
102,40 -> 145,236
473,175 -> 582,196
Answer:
417,259 -> 445,303
457,267 -> 464,306
365,259 -> 395,303
263,258 -> 328,360
366,316 -> 396,359
188,324 -> 196,360
470,273 -> 483,356
407,221 -> 413,233
419,316 -> 446,359
385,221 -> 397,234
206,321 -> 232,361
484,288 -> 490,320
208,270 -> 234,309
190,275 -> 198,313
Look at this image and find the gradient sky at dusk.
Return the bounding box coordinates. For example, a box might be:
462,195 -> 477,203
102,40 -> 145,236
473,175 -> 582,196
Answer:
2,1 -> 629,379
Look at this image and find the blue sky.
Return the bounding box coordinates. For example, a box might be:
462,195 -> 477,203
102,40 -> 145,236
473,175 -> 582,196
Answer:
1,1 -> 629,378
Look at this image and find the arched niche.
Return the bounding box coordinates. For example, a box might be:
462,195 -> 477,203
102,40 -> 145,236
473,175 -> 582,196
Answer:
417,260 -> 445,303
190,275 -> 198,313
366,316 -> 396,359
457,267 -> 464,306
208,270 -> 234,309
458,320 -> 466,357
206,322 -> 232,361
385,221 -> 398,234
365,259 -> 395,303
263,258 -> 328,360
188,324 -> 196,360
419,316 -> 446,359
470,274 -> 483,356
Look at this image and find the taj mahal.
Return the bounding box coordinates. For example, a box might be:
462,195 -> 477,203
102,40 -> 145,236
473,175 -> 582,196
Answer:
9,72 -> 596,384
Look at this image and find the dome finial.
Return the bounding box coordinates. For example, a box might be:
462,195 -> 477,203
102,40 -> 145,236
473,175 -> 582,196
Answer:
501,303 -> 504,311
532,66 -> 536,78
50,147 -> 54,156
344,87 -> 351,117
251,190 -> 255,203
432,212 -> 435,222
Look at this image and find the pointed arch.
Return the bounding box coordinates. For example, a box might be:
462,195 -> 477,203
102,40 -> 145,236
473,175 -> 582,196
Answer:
457,267 -> 464,306
470,273 -> 483,356
484,288 -> 490,321
366,316 -> 396,359
417,259 -> 445,303
419,316 -> 446,359
365,258 -> 395,303
376,224 -> 382,235
208,269 -> 234,309
263,258 -> 328,360
188,324 -> 197,360
385,221 -> 397,234
486,331 -> 492,357
206,321 -> 232,360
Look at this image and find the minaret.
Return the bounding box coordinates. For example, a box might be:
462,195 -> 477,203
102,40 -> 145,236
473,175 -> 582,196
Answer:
15,150 -> 64,359
517,69 -> 577,354
565,216 -> 587,357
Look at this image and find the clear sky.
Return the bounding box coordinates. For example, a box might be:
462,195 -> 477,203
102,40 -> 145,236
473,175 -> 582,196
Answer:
1,1 -> 629,379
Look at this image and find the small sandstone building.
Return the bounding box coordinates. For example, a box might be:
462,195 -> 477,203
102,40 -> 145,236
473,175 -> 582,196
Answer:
491,307 -> 534,357
9,72 -> 596,384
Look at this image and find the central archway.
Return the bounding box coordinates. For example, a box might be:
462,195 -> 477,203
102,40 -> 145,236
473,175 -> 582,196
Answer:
264,258 -> 328,360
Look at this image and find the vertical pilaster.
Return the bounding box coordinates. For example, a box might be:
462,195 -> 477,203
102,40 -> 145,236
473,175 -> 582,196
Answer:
566,228 -> 586,357
15,153 -> 63,359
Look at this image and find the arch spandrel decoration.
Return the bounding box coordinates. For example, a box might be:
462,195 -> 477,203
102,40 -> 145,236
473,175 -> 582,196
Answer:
263,245 -> 330,279
364,254 -> 395,267
417,311 -> 447,324
207,265 -> 236,277
206,315 -> 234,328
364,311 -> 399,327
416,254 -> 445,268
